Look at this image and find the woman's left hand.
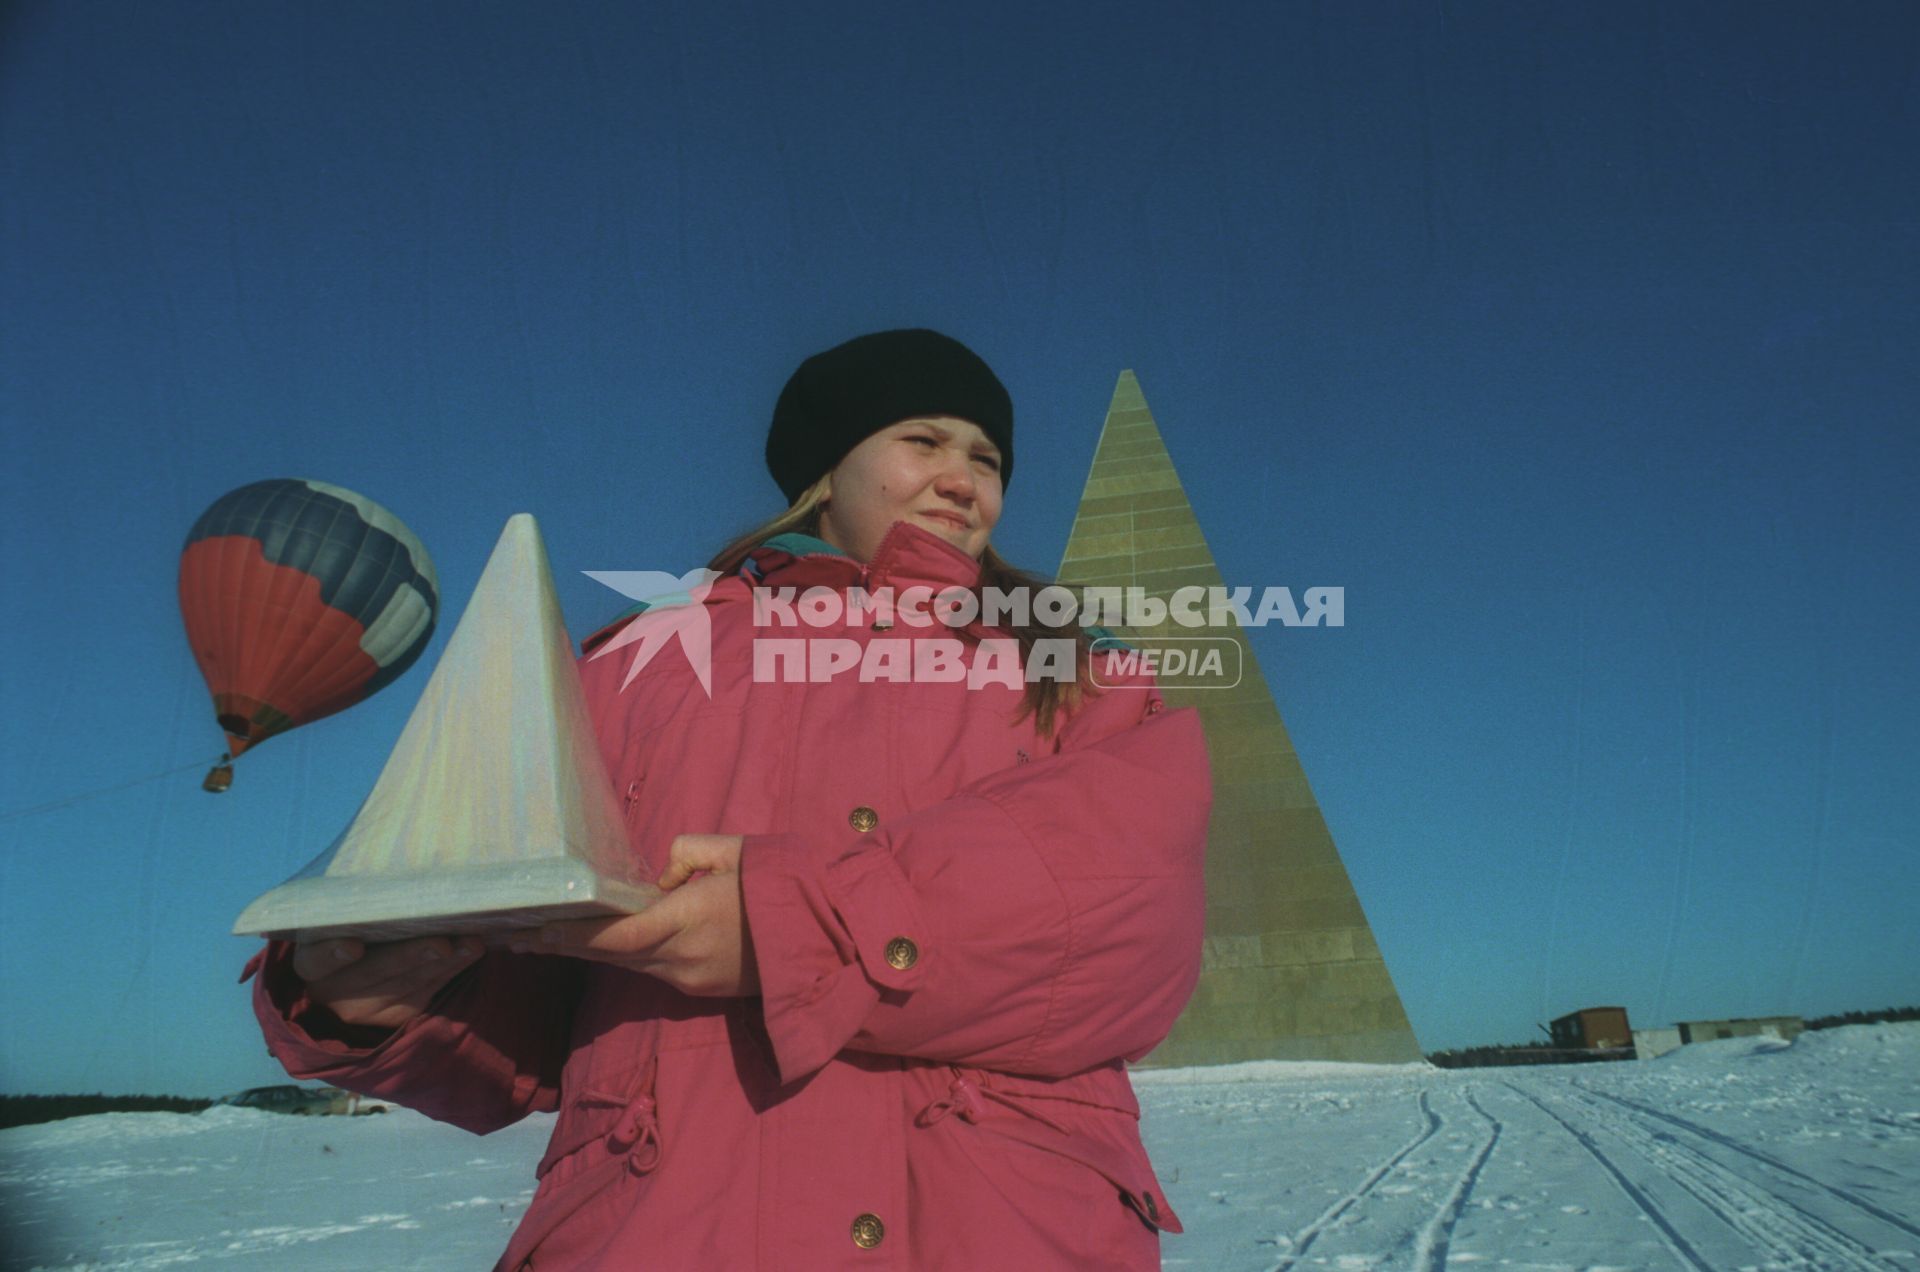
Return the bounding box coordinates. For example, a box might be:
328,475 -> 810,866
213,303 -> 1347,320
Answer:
513,834 -> 758,997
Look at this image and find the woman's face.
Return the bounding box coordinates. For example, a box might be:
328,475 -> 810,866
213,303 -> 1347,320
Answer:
816,416 -> 1004,562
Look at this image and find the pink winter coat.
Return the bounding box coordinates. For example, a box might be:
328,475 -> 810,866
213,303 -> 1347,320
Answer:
246,521 -> 1211,1270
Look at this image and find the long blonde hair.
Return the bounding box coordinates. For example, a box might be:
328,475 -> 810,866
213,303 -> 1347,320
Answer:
708,479 -> 1098,736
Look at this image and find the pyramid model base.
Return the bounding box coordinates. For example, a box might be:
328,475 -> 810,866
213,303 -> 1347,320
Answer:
234,859 -> 660,944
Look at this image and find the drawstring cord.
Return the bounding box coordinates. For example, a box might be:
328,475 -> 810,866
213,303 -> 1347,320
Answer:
916,1069 -> 1071,1136
579,1075 -> 662,1176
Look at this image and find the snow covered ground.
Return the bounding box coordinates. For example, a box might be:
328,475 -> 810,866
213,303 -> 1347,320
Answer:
3,1024 -> 1915,1270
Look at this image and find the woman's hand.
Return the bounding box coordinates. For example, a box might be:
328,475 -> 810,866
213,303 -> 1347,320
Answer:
513,834 -> 758,997
290,936 -> 485,1030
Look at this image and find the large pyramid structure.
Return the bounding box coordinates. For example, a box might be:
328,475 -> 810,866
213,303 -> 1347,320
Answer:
1059,372 -> 1421,1065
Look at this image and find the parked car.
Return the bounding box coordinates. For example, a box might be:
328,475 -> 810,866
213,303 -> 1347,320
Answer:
218,1084 -> 390,1116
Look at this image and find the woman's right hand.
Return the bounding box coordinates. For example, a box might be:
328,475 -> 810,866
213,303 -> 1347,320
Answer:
290,936 -> 484,1030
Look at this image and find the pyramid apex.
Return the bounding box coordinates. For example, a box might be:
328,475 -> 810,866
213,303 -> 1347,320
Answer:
1106,370 -> 1150,417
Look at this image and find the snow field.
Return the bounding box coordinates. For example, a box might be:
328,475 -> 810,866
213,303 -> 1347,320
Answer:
2,1024 -> 1914,1270
0,1107 -> 547,1270
1148,1026 -> 1919,1270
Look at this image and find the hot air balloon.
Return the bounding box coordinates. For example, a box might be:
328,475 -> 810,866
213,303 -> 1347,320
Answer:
179,479 -> 439,790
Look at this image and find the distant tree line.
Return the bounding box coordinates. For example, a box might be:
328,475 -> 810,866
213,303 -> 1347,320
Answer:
1427,1004 -> 1919,1070
8,1008 -> 1915,1118
1806,1005 -> 1920,1030
1,1093 -> 214,1131
1424,1042 -> 1630,1070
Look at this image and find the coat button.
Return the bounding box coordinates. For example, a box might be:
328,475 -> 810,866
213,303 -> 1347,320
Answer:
849,806 -> 879,833
1142,1190 -> 1160,1222
884,937 -> 918,970
850,1212 -> 885,1248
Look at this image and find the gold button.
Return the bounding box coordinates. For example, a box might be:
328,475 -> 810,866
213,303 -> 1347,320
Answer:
1142,1190 -> 1160,1222
850,1212 -> 885,1249
884,937 -> 918,970
849,806 -> 878,833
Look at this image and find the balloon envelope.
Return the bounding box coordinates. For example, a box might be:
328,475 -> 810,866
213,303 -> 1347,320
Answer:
179,478 -> 439,758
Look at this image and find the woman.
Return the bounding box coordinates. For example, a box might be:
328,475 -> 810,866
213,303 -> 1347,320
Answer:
245,328 -> 1212,1270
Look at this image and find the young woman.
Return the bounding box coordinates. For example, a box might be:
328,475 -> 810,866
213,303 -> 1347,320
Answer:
246,328 -> 1212,1270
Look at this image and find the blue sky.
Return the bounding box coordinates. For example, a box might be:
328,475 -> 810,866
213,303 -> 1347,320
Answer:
2,1 -> 1916,1096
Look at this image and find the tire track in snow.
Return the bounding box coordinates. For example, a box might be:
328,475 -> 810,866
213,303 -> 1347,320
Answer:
1411,1085 -> 1502,1271
1266,1089 -> 1441,1271
1503,1080 -> 1715,1272
1267,1085 -> 1505,1272
1555,1084 -> 1894,1270
1572,1078 -> 1920,1242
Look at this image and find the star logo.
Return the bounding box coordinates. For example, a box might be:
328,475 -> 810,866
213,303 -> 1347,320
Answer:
582,568 -> 724,696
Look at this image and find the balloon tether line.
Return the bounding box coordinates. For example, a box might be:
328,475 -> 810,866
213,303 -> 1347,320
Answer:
0,753 -> 231,823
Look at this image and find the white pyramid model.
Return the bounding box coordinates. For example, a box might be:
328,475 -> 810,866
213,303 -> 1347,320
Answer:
233,514 -> 660,942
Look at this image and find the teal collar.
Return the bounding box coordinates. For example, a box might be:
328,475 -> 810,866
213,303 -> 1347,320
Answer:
758,531 -> 848,558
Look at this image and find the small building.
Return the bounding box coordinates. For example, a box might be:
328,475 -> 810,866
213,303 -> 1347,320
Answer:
1550,1006 -> 1632,1051
1676,1015 -> 1804,1045
1632,1027 -> 1683,1061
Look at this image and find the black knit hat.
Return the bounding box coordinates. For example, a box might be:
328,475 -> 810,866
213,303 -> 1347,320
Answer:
766,328 -> 1014,504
